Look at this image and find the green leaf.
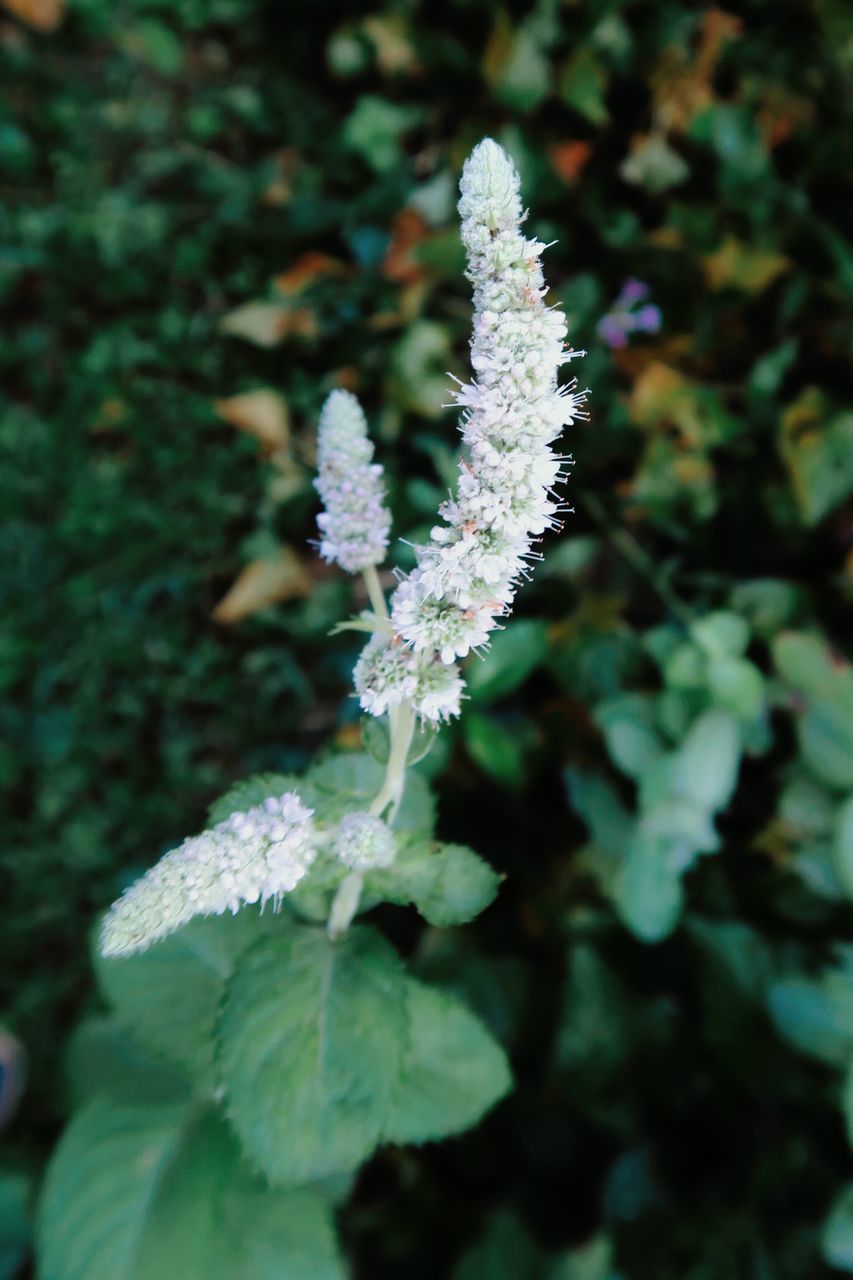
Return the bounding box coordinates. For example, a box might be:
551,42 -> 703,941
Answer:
483,14 -> 552,113
690,611 -> 750,660
371,838 -> 500,926
768,965 -> 853,1066
550,1235 -> 617,1280
620,133 -> 688,193
707,657 -> 765,723
594,695 -> 663,780
670,710 -> 742,813
64,1018 -> 187,1109
305,750 -> 435,834
218,923 -> 407,1183
37,1094 -> 344,1280
453,1211 -> 546,1280
774,633 -> 853,790
559,48 -> 609,125
385,980 -> 511,1145
207,773 -> 302,826
463,712 -> 527,787
823,1184 -> 853,1271
0,1172 -> 30,1280
96,912 -> 279,1088
780,388 -> 853,525
834,797 -> 853,899
341,95 -> 424,173
614,828 -> 684,943
466,619 -> 548,704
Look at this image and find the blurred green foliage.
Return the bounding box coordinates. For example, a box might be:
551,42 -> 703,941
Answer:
2,0 -> 853,1274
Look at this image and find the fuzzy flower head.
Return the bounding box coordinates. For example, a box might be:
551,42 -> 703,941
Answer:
381,137 -> 586,678
354,633 -> 463,723
334,811 -> 396,871
314,389 -> 391,573
100,793 -> 317,957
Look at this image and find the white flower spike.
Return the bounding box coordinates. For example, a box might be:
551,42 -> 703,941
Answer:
314,389 -> 391,573
386,138 -> 586,669
100,793 -> 317,957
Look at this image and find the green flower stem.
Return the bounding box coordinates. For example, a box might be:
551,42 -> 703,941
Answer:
363,565 -> 389,623
327,699 -> 416,939
327,870 -> 364,940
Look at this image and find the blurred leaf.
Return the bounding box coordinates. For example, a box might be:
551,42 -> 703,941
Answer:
484,11 -> 552,113
620,133 -> 688,193
1,0 -> 63,31
823,1185 -> 853,1271
37,1095 -> 344,1280
701,236 -> 789,293
779,387 -> 853,525
0,1171 -> 29,1280
214,389 -> 290,454
220,301 -> 316,348
341,96 -> 423,173
212,550 -> 310,624
594,695 -> 663,781
464,711 -> 527,787
466,620 -> 548,704
559,48 -> 609,125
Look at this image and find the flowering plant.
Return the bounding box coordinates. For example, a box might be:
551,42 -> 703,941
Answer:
36,140 -> 585,1279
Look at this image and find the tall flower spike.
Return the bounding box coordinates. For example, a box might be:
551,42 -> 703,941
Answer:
385,138 -> 586,670
100,793 -> 317,957
314,389 -> 391,573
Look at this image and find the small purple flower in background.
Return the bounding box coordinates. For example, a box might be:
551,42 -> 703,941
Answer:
598,278 -> 662,348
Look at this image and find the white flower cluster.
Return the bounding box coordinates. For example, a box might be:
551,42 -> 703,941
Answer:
334,811 -> 396,871
386,138 -> 585,666
100,793 -> 317,957
354,633 -> 463,723
314,389 -> 391,573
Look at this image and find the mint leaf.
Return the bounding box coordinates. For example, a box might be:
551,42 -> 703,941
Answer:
37,1093 -> 345,1280
385,980 -> 511,1145
218,923 -> 407,1183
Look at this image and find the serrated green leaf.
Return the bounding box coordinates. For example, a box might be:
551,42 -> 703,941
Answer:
207,773 -> 302,826
371,838 -> 500,926
218,923 -> 407,1183
304,751 -> 435,834
96,912 -> 280,1088
385,980 -> 510,1145
37,1094 -> 344,1280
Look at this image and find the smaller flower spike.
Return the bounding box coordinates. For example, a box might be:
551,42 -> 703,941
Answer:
100,793 -> 318,957
354,633 -> 463,723
314,389 -> 391,573
334,812 -> 396,871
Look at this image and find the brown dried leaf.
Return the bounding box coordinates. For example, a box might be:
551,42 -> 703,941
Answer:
273,252 -> 345,296
212,549 -> 310,625
2,0 -> 64,31
214,390 -> 290,455
220,301 -> 317,348
549,141 -> 592,184
701,236 -> 789,293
